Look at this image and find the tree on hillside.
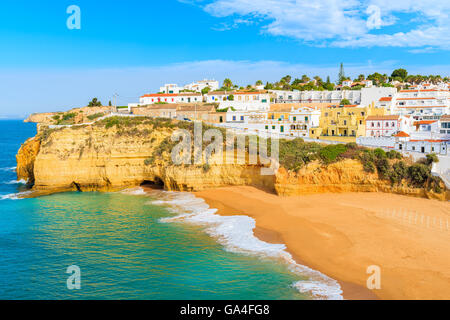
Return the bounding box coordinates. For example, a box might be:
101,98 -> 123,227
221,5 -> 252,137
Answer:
264,81 -> 274,90
338,63 -> 345,84
301,74 -> 310,83
255,80 -> 263,86
223,78 -> 233,89
201,87 -> 211,95
88,98 -> 102,107
281,75 -> 292,84
108,100 -> 112,106
391,68 -> 408,82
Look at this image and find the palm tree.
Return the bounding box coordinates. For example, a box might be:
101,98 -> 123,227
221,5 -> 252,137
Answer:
223,78 -> 233,89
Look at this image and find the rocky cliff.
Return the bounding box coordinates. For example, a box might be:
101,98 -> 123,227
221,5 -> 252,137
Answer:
16,120 -> 274,194
16,118 -> 448,200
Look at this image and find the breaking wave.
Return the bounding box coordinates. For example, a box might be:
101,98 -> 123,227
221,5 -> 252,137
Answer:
145,190 -> 343,300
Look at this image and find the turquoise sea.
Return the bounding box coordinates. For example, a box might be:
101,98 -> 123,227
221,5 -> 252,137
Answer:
0,120 -> 341,300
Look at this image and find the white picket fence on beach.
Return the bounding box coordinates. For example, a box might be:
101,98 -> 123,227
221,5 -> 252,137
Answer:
375,209 -> 450,234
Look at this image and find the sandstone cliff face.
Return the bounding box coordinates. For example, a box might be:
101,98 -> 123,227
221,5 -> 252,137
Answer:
16,137 -> 41,185
24,106 -> 111,125
274,160 -> 448,201
17,123 -> 274,193
16,121 -> 448,200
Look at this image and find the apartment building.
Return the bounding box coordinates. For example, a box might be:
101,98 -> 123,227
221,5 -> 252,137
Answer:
139,93 -> 203,105
395,89 -> 450,116
365,115 -> 411,137
309,104 -> 386,142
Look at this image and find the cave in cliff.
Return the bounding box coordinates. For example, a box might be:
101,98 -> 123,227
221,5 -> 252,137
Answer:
140,178 -> 164,190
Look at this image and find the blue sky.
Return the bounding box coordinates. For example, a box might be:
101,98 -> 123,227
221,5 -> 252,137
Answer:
1,0 -> 449,118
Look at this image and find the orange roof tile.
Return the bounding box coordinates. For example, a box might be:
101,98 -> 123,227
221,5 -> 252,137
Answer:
394,131 -> 410,137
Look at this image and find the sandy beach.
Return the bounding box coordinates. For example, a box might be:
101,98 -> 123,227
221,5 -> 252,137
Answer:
195,186 -> 450,300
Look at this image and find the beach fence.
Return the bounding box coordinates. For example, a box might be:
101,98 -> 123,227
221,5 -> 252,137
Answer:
375,209 -> 450,235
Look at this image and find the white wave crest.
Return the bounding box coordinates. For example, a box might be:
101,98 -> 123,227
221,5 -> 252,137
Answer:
120,187 -> 147,195
0,167 -> 16,172
0,191 -> 32,200
150,190 -> 343,300
4,179 -> 27,185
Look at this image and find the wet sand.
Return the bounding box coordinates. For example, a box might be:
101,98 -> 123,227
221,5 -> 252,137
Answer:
195,186 -> 450,300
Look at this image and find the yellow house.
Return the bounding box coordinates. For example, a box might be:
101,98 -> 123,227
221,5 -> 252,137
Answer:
309,103 -> 386,142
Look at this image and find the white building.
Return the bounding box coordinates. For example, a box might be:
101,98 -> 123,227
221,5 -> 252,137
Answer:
159,84 -> 183,94
139,93 -> 203,105
206,90 -> 271,111
223,106 -> 320,138
205,90 -> 232,103
271,87 -> 396,107
395,89 -> 450,116
365,115 -> 411,137
184,79 -> 219,92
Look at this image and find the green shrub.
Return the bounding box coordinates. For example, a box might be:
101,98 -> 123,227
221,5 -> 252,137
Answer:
318,144 -> 348,164
426,153 -> 439,165
389,161 -> 408,184
363,161 -> 376,173
374,148 -> 387,159
386,150 -> 402,159
87,113 -> 104,121
345,142 -> 358,149
407,163 -> 431,186
52,115 -> 60,120
62,113 -> 76,121
375,158 -> 391,179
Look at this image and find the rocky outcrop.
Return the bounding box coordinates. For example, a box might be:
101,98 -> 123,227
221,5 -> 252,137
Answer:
275,160 -> 448,201
16,122 -> 274,194
16,120 -> 448,201
16,137 -> 41,185
24,113 -> 58,124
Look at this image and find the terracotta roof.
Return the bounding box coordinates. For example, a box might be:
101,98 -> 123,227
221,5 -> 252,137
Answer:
396,97 -> 436,100
414,120 -> 437,125
207,91 -> 230,95
398,106 -> 447,108
146,105 -> 178,110
394,131 -> 410,137
379,97 -> 393,102
366,115 -> 399,121
177,92 -> 202,96
233,90 -> 268,95
141,93 -> 178,98
440,114 -> 450,121
410,139 -> 449,142
176,105 -> 215,112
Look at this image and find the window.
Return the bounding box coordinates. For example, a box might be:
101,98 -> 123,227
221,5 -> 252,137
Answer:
272,126 -> 275,130
344,120 -> 347,125
305,116 -> 308,121
265,125 -> 268,130
232,116 -> 236,121
371,122 -> 374,127
280,126 -> 284,133
391,122 -> 395,127
293,116 -> 296,121
240,116 -> 244,121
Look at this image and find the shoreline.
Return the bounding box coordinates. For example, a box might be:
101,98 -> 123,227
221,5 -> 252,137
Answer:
194,192 -> 378,300
193,186 -> 450,300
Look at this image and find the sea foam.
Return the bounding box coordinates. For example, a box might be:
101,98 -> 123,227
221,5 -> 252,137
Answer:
0,167 -> 16,172
0,191 -> 32,200
147,190 -> 343,300
3,179 -> 27,185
